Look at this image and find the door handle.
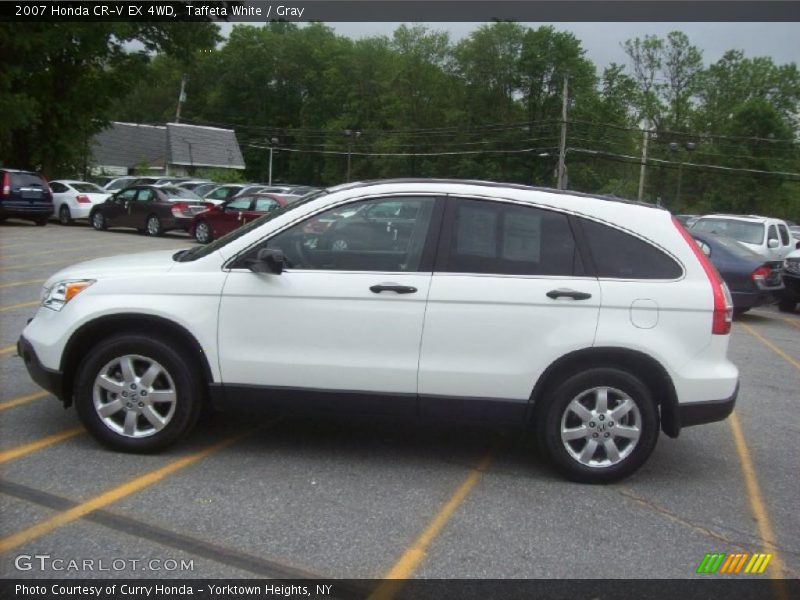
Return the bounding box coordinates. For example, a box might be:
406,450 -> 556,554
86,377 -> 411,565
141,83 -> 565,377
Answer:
546,288 -> 592,300
370,283 -> 418,294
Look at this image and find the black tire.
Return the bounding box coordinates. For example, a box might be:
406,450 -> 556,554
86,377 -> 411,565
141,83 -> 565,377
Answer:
34,217 -> 48,226
58,204 -> 73,225
92,211 -> 107,230
145,214 -> 162,236
535,368 -> 659,483
733,307 -> 750,318
73,334 -> 203,453
778,299 -> 797,313
194,220 -> 213,244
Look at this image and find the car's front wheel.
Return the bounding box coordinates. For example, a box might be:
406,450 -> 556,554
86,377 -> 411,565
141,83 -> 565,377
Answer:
536,368 -> 659,483
145,215 -> 163,236
194,220 -> 213,244
74,334 -> 203,452
778,299 -> 797,313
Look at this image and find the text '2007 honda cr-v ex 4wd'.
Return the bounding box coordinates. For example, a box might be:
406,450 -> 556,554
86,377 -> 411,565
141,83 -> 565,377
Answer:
18,180 -> 739,483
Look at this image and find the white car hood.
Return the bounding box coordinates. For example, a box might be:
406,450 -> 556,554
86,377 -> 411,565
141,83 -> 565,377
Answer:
43,249 -> 182,287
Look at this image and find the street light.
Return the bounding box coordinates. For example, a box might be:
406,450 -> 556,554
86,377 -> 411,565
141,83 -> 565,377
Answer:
668,141 -> 696,207
344,129 -> 361,182
268,137 -> 279,186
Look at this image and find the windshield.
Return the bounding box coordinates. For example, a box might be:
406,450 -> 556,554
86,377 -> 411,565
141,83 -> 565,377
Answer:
175,190 -> 328,262
691,218 -> 765,245
71,182 -> 105,193
160,186 -> 202,200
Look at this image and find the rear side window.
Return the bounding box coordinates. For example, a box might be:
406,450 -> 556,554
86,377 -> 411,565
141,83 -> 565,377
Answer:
778,225 -> 790,246
444,199 -> 582,276
580,219 -> 682,279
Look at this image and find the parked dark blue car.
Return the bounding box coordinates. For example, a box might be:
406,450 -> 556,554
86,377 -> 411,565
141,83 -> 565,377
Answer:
691,231 -> 784,315
0,168 -> 53,225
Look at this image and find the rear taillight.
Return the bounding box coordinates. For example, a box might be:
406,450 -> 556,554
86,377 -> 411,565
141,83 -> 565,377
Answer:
1,172 -> 9,196
171,202 -> 189,216
75,195 -> 91,204
751,265 -> 771,282
673,217 -> 732,335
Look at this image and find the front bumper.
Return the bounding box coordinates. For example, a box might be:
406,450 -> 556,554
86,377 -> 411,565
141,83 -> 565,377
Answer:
17,335 -> 64,401
677,381 -> 738,428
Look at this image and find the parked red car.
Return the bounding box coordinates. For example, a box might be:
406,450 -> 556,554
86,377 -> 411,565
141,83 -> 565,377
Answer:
190,193 -> 287,243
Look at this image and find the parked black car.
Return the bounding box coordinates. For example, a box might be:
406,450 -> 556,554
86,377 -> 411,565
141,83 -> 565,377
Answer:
0,168 -> 54,225
777,250 -> 800,313
691,231 -> 783,315
89,185 -> 209,236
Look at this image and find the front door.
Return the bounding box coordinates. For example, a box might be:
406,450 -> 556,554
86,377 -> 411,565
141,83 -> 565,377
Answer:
104,188 -> 137,226
217,195 -> 442,411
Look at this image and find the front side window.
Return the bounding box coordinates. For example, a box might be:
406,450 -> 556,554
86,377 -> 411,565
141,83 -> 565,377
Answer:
778,225 -> 790,246
581,218 -> 682,279
117,188 -> 137,203
226,197 -> 252,211
136,188 -> 154,202
768,225 -> 778,242
443,199 -> 581,276
262,196 -> 436,272
254,198 -> 279,212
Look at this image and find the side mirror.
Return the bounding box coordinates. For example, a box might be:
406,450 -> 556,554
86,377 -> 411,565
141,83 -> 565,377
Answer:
245,248 -> 284,274
768,239 -> 779,249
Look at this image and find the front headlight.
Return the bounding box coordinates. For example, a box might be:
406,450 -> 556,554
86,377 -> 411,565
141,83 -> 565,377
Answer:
42,279 -> 95,311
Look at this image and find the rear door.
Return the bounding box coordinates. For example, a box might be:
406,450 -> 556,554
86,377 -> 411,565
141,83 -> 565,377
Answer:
418,197 -> 600,409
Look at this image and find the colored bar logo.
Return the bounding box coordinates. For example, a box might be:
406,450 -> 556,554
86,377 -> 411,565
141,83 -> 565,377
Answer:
696,552 -> 772,574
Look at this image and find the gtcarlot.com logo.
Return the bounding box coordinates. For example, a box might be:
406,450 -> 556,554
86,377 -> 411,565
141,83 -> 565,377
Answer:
696,552 -> 772,574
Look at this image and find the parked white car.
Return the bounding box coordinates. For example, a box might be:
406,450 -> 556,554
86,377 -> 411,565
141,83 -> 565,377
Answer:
691,215 -> 795,261
19,180 -> 739,483
49,180 -> 110,225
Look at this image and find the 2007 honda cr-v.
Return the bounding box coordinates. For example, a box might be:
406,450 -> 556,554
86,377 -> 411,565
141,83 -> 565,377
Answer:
18,180 -> 739,483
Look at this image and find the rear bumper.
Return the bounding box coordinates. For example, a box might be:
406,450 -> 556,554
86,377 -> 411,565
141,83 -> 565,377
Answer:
731,289 -> 779,310
677,381 -> 738,428
0,204 -> 54,219
17,335 -> 64,401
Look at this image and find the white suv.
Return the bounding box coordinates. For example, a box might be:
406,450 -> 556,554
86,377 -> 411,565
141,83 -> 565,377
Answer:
691,214 -> 794,261
18,180 -> 739,483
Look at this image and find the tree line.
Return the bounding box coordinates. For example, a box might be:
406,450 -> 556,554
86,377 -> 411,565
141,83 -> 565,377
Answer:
2,20 -> 798,217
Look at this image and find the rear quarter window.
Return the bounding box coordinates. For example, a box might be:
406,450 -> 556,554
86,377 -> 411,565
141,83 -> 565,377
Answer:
580,218 -> 683,279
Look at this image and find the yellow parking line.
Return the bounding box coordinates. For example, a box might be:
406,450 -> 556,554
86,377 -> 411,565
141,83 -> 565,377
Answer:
0,427 -> 258,553
0,344 -> 17,355
0,278 -> 46,289
0,427 -> 83,464
779,316 -> 800,330
739,323 -> 800,371
369,451 -> 494,600
729,412 -> 786,580
0,299 -> 39,313
0,391 -> 49,412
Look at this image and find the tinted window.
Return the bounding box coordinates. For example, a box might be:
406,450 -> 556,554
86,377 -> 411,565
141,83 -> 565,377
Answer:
49,182 -> 68,193
11,173 -> 46,187
581,219 -> 682,279
445,199 -> 581,276
263,196 -> 436,272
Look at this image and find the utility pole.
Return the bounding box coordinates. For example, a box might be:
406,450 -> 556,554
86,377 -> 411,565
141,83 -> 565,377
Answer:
174,74 -> 187,123
637,120 -> 649,201
556,75 -> 568,190
267,137 -> 279,185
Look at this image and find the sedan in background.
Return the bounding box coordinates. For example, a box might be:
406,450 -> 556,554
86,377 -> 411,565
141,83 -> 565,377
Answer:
203,184 -> 253,204
49,180 -> 110,225
691,231 -> 783,316
190,193 -> 287,243
102,176 -> 138,192
90,185 -> 210,236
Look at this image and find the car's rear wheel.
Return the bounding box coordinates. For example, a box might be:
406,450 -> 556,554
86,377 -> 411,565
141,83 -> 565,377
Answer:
145,215 -> 162,236
194,220 -> 213,244
74,334 -> 203,452
92,211 -> 107,230
536,368 -> 659,483
59,205 -> 73,225
778,299 -> 797,313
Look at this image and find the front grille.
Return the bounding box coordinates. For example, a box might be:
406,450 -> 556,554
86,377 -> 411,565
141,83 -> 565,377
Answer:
785,260 -> 800,275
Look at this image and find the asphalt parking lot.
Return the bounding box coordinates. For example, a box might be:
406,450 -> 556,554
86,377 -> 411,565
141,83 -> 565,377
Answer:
1,219 -> 798,585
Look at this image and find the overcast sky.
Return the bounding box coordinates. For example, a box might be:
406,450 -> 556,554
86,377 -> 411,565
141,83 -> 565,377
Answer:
220,22 -> 799,72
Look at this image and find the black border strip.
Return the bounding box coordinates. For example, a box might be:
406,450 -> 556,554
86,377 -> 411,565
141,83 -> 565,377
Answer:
1,1 -> 799,23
